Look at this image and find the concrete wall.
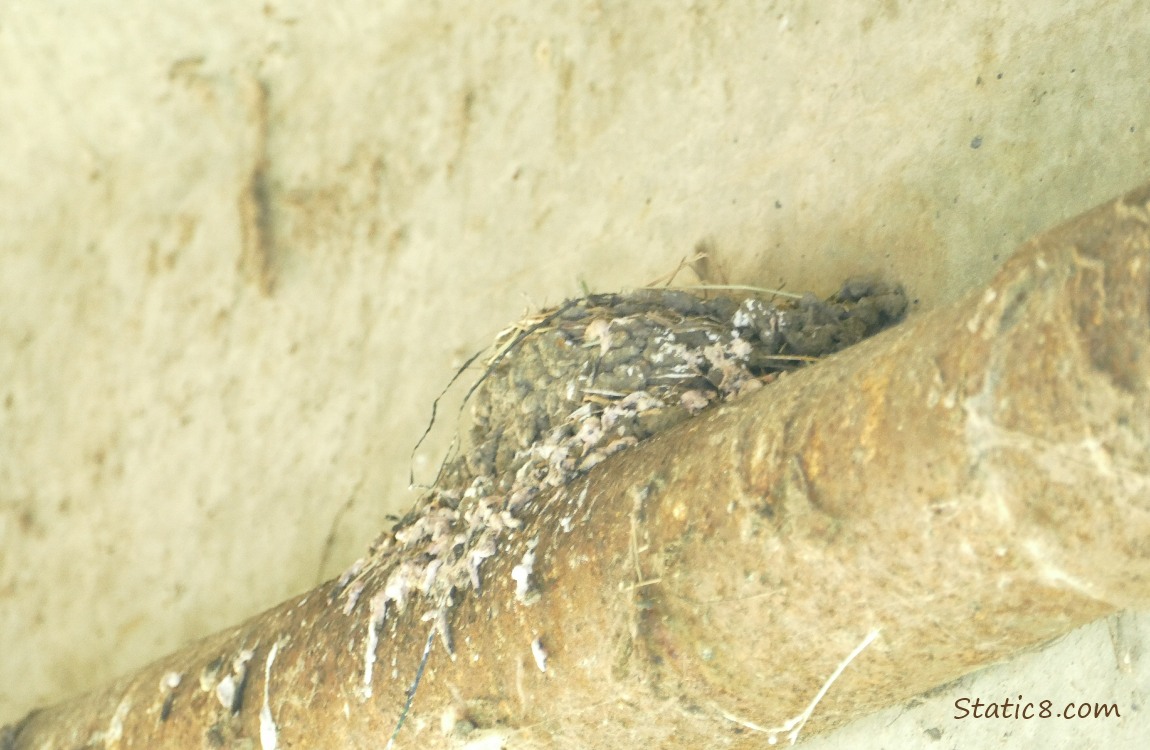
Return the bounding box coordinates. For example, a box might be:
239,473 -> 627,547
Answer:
1,0 -> 1148,745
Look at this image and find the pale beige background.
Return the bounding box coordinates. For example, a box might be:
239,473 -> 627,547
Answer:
1,1 -> 1148,746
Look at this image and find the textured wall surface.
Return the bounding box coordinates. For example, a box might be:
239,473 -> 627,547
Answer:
2,0 -> 1148,745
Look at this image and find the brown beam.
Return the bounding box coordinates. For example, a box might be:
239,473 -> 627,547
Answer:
6,183 -> 1150,749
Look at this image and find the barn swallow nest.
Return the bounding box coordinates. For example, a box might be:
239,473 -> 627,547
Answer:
336,279 -> 906,688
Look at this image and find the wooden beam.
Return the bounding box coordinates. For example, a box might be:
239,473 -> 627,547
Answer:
7,183 -> 1150,749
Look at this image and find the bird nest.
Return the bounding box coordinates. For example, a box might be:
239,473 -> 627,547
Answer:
344,278 -> 906,620
433,279 -> 908,505
334,277 -> 907,734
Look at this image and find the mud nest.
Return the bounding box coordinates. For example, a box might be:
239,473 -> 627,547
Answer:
336,278 -> 907,688
433,278 -> 908,504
